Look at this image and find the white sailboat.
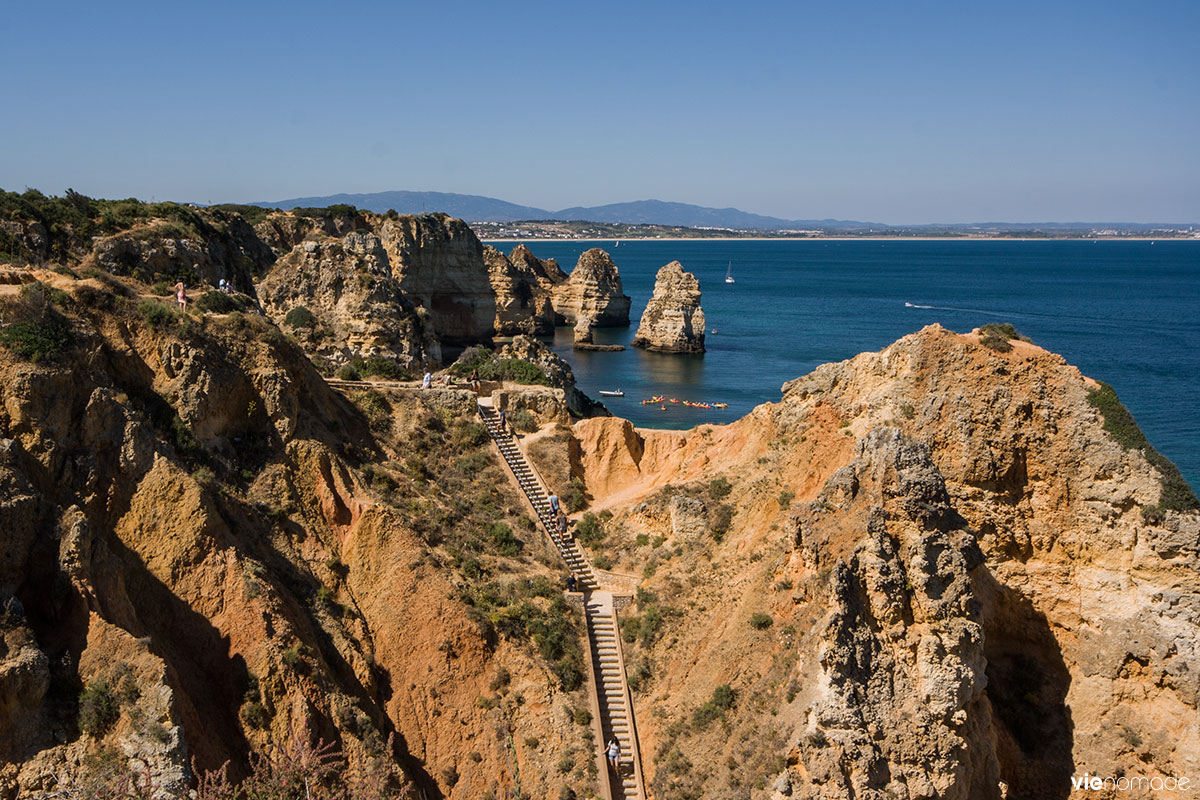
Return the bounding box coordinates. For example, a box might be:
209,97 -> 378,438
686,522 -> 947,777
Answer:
725,262 -> 735,284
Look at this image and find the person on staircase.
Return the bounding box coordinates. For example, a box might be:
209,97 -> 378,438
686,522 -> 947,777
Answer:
497,408 -> 507,434
557,511 -> 569,539
566,573 -> 577,592
548,493 -> 560,515
606,738 -> 621,774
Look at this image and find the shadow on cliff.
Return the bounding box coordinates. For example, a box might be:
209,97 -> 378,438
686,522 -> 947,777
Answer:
974,569 -> 1074,800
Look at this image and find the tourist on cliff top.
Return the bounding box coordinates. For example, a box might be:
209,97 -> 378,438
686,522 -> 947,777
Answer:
422,371 -> 432,389
174,281 -> 187,311
218,278 -> 229,294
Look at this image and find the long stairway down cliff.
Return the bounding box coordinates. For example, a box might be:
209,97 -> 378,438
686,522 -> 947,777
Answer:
477,400 -> 645,800
587,594 -> 645,800
477,401 -> 599,590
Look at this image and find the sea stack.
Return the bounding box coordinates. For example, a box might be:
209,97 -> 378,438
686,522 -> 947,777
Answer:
484,244 -> 559,336
552,248 -> 631,327
573,314 -> 594,344
631,261 -> 706,353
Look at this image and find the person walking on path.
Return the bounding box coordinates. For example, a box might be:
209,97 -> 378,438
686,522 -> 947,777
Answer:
174,281 -> 188,311
422,370 -> 432,389
606,738 -> 620,773
470,368 -> 480,394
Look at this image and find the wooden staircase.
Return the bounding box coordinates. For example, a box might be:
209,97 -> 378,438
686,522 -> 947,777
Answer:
477,401 -> 645,800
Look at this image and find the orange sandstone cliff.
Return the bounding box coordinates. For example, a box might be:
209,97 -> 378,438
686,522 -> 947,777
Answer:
562,324 -> 1199,800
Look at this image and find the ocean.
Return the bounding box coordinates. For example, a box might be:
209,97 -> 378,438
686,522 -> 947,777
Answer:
486,239 -> 1200,492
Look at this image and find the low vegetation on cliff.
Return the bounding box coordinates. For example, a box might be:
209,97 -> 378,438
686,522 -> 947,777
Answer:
1087,380 -> 1199,513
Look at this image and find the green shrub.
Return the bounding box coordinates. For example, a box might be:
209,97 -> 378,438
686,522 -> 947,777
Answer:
448,348 -> 550,386
639,604 -> 663,647
777,490 -> 795,508
571,707 -> 592,726
453,421 -> 489,447
575,513 -> 605,545
511,409 -> 539,433
592,553 -> 613,570
0,301 -> 73,363
353,389 -> 390,429
284,305 -> 317,329
1087,381 -> 1198,512
194,290 -> 239,314
139,299 -> 177,331
78,681 -> 119,737
489,522 -> 522,556
709,503 -> 734,541
351,356 -> 406,380
293,203 -> 358,220
977,322 -> 1028,353
708,477 -> 732,499
565,476 -> 588,513
710,684 -> 735,710
749,612 -> 773,630
335,364 -> 361,381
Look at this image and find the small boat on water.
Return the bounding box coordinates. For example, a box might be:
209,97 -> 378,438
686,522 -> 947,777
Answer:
905,302 -> 914,307
598,389 -> 624,397
725,262 -> 735,284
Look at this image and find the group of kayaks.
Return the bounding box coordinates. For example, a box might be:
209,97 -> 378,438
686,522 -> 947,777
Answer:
640,395 -> 728,410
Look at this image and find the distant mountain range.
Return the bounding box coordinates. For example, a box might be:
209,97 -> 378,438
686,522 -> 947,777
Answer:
247,190 -> 1195,232
248,190 -> 875,230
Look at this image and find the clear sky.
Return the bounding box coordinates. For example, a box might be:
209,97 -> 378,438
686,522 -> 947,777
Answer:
2,0 -> 1197,224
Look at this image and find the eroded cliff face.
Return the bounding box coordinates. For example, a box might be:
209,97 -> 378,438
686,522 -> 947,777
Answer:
256,231 -> 440,373
0,268 -> 597,799
378,214 -> 495,345
552,248 -> 631,328
630,261 -> 705,354
568,324 -> 1199,800
484,244 -> 560,336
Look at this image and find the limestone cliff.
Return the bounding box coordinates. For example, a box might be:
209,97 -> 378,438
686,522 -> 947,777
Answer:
256,230 -> 440,373
0,266 -> 598,799
630,261 -> 705,353
494,335 -> 607,420
568,324 -> 1198,800
483,244 -> 559,336
552,248 -> 631,328
377,213 -> 496,345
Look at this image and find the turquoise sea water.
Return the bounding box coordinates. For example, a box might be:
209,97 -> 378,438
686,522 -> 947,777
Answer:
486,239 -> 1200,491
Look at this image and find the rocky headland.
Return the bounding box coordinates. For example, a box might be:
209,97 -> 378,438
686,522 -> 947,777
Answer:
1,191 -> 1197,800
630,260 -> 705,353
560,324 -> 1199,800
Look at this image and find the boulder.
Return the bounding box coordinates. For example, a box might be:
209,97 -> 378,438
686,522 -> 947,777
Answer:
630,261 -> 705,353
552,248 -> 630,327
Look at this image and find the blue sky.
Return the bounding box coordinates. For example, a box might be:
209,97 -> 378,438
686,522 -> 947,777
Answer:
2,0 -> 1197,223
